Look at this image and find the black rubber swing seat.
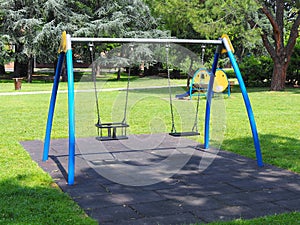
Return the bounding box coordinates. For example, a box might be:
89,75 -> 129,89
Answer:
95,122 -> 129,129
96,135 -> 128,141
95,122 -> 129,141
169,131 -> 200,137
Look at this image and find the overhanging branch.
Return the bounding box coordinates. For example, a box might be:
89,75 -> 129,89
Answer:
286,12 -> 300,55
260,4 -> 279,32
261,32 -> 276,58
247,17 -> 276,58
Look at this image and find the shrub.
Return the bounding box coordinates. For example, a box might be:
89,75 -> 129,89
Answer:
239,55 -> 273,87
224,68 -> 235,79
287,38 -> 300,85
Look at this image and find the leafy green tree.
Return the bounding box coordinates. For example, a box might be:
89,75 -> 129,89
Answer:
1,0 -> 43,80
0,35 -> 13,74
143,0 -> 267,77
0,0 -> 165,81
144,0 -> 196,38
146,0 -> 300,90
0,0 -> 77,81
34,0 -> 88,65
73,0 -> 167,38
0,6 -> 13,74
72,0 -> 168,79
287,37 -> 300,84
188,0 -> 300,91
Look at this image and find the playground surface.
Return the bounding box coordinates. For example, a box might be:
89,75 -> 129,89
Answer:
21,134 -> 300,225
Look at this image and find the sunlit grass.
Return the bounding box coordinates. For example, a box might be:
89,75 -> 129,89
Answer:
0,76 -> 299,224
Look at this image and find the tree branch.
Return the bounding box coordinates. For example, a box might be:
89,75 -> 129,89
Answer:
247,17 -> 276,58
261,31 -> 276,58
275,0 -> 285,47
286,11 -> 300,55
260,2 -> 282,51
260,3 -> 278,31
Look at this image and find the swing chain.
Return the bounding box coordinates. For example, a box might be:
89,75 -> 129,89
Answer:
166,44 -> 176,133
89,42 -> 102,125
122,44 -> 134,124
192,91 -> 200,133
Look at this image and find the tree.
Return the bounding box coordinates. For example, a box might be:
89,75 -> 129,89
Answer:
0,0 -> 88,82
188,0 -> 300,91
287,36 -> 300,84
1,0 -> 43,80
0,7 -> 13,74
254,1 -> 300,90
144,0 -> 196,38
143,0 -> 204,57
0,0 -> 166,81
73,0 -> 169,80
0,35 -> 14,74
73,0 -> 167,38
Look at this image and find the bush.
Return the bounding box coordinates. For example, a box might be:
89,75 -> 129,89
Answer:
224,68 -> 235,79
239,55 -> 273,87
287,38 -> 300,85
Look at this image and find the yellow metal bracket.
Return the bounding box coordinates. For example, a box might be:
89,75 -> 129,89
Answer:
58,31 -> 67,53
221,34 -> 234,54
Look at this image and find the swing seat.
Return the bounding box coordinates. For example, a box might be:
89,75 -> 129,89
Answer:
95,122 -> 129,141
169,131 -> 200,137
96,136 -> 128,141
95,122 -> 129,129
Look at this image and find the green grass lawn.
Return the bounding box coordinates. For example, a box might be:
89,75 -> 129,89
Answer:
0,75 -> 299,224
0,72 -> 186,93
224,87 -> 300,173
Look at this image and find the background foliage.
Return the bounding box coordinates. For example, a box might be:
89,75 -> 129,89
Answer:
0,0 -> 299,87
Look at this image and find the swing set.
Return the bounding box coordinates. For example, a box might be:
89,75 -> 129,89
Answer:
43,32 -> 263,185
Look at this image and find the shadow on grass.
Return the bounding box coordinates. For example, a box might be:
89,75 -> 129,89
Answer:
230,86 -> 300,95
0,176 -> 96,225
221,134 -> 300,173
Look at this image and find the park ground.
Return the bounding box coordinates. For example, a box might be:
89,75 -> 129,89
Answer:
0,72 -> 299,224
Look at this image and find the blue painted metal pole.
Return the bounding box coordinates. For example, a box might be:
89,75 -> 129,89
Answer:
66,34 -> 76,185
204,46 -> 221,149
223,38 -> 264,167
43,52 -> 65,161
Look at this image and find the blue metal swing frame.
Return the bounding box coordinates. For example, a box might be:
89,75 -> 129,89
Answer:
43,33 -> 263,185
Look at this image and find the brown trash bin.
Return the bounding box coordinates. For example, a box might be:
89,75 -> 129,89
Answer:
13,78 -> 23,90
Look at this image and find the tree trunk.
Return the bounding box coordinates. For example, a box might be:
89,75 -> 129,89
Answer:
61,61 -> 67,82
117,68 -> 121,80
254,1 -> 300,91
27,55 -> 34,83
14,43 -> 28,78
0,64 -> 5,74
95,64 -> 101,76
14,59 -> 27,78
270,57 -> 289,91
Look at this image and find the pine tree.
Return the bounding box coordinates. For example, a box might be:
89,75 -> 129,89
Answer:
0,8 -> 12,74
0,0 -> 44,80
74,0 -> 167,38
0,0 -> 89,81
0,0 -> 167,81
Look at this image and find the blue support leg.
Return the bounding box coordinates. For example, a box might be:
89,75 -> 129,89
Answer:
204,47 -> 221,149
227,51 -> 263,167
66,36 -> 76,185
43,52 -> 65,161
